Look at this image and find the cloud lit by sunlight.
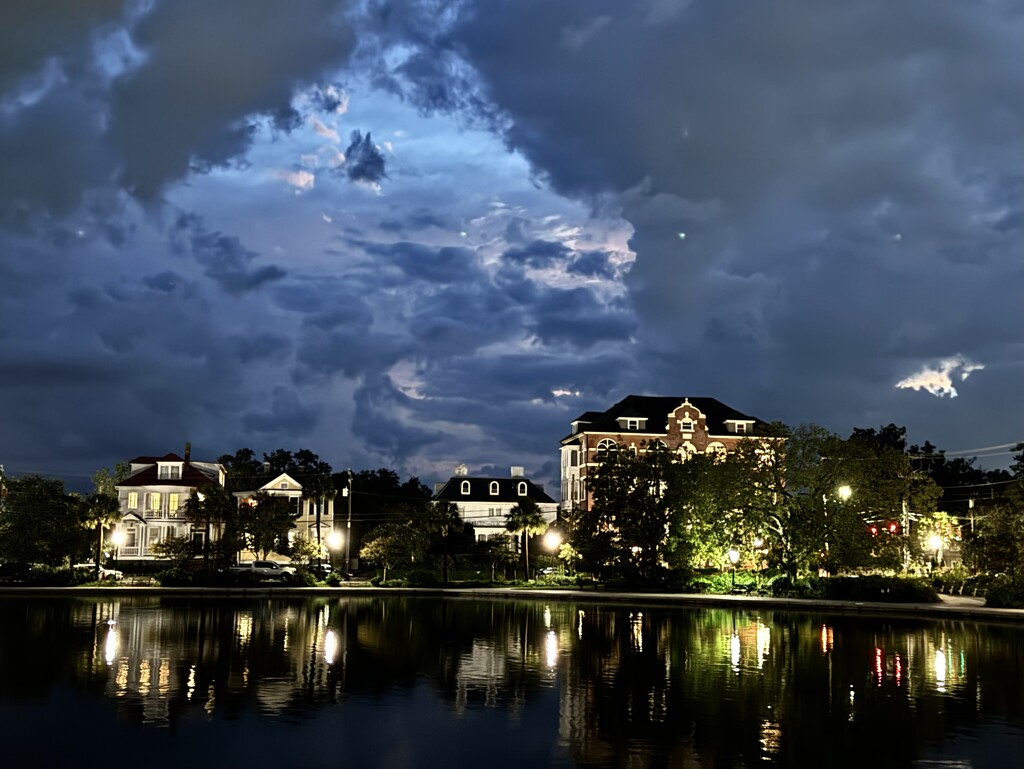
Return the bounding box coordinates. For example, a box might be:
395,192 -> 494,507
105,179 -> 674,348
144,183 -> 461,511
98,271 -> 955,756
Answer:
896,355 -> 984,398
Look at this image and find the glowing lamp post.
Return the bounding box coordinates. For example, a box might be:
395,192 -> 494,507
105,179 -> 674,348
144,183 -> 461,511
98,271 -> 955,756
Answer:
927,534 -> 943,571
543,530 -> 562,575
327,530 -> 342,573
728,548 -> 740,591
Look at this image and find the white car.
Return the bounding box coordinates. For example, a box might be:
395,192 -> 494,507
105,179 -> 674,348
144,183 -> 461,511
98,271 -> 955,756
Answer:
73,564 -> 124,581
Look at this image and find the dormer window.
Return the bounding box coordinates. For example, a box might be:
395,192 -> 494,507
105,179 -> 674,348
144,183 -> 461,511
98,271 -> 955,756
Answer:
461,480 -> 471,495
616,416 -> 647,430
489,481 -> 499,495
736,423 -> 747,434
517,482 -> 527,496
157,464 -> 182,480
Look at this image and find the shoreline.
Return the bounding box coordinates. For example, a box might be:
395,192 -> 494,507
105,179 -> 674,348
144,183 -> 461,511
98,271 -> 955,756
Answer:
2,584 -> 1022,623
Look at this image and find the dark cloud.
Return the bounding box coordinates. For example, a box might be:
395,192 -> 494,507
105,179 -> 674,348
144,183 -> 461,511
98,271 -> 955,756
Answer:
361,241 -> 482,283
399,0 -> 1024,454
170,212 -> 286,294
343,130 -> 388,185
502,239 -> 571,268
0,0 -> 358,219
567,251 -> 617,280
351,376 -> 444,458
242,387 -> 318,435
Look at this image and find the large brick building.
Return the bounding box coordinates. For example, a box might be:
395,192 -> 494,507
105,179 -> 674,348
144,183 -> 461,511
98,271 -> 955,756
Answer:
560,395 -> 766,511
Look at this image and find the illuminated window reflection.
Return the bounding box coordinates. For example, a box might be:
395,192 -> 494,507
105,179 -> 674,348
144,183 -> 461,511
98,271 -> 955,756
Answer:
630,612 -> 643,653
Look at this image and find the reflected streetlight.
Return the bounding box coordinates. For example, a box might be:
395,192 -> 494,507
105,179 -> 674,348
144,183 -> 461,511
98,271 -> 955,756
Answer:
728,548 -> 739,591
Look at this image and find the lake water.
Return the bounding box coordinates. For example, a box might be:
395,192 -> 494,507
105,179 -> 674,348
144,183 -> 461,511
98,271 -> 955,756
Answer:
1,593 -> 1022,768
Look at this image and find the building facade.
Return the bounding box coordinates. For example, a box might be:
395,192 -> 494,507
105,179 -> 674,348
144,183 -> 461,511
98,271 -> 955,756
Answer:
233,471 -> 335,555
114,444 -> 225,560
432,465 -> 558,541
560,395 -> 766,512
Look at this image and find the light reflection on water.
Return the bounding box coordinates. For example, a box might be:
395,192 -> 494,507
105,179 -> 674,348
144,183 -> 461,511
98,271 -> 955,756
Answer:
0,595 -> 1022,768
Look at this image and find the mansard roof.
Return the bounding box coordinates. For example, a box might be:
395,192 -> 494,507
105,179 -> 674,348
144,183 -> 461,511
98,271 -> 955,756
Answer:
564,394 -> 764,440
433,476 -> 556,504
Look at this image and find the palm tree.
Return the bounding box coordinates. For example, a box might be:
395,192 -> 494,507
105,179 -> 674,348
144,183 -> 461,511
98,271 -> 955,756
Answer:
420,500 -> 464,583
506,498 -> 547,580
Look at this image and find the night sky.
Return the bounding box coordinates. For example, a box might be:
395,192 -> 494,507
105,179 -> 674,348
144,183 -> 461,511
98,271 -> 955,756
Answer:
1,0 -> 1021,491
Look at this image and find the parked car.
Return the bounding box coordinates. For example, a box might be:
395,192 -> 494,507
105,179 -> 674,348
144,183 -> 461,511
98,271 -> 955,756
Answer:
308,562 -> 333,579
227,561 -> 295,579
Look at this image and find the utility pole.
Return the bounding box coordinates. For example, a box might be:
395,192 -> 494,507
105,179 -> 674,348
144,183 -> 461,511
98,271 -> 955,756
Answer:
343,470 -> 353,575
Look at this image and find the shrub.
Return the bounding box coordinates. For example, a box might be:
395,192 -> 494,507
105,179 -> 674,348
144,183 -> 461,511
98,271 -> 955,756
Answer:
155,568 -> 193,587
985,581 -> 1024,609
369,575 -> 383,587
403,569 -> 440,587
325,571 -> 343,587
768,575 -> 825,598
824,575 -> 938,603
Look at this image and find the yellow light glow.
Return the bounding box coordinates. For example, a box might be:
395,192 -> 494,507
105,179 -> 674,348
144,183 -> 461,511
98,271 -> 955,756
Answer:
545,630 -> 558,668
324,630 -> 337,665
837,485 -> 852,501
543,530 -> 562,550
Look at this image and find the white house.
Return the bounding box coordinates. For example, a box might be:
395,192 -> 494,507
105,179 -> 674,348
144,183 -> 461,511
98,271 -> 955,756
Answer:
113,444 -> 225,561
432,465 -> 557,542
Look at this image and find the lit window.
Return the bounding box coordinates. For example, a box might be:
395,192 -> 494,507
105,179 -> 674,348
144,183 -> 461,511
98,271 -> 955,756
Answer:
680,419 -> 694,432
490,481 -> 499,495
736,423 -> 747,434
461,480 -> 470,495
149,492 -> 161,511
127,491 -> 138,509
168,493 -> 179,513
626,418 -> 639,430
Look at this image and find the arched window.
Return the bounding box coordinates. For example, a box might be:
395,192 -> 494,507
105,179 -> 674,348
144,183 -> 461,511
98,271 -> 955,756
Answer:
460,480 -> 470,495
678,442 -> 696,461
648,439 -> 668,452
517,482 -> 527,496
706,442 -> 727,459
597,439 -> 618,453
489,481 -> 499,495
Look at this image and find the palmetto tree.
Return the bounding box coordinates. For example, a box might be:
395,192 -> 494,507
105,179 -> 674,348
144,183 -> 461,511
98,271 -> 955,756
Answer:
506,498 -> 547,580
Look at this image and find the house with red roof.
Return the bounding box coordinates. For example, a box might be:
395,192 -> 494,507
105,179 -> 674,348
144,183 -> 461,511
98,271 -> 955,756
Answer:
113,443 -> 225,561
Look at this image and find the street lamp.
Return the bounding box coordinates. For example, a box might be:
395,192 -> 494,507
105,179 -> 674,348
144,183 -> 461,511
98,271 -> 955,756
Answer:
837,485 -> 852,501
342,470 -> 353,576
110,530 -> 124,571
728,548 -> 740,591
927,534 -> 943,571
327,529 -> 342,569
543,530 -> 562,576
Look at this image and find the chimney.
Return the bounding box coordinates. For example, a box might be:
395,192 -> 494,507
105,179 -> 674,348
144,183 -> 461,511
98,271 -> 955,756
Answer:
455,464 -> 468,477
263,461 -> 271,473
184,442 -> 191,464
510,466 -> 524,478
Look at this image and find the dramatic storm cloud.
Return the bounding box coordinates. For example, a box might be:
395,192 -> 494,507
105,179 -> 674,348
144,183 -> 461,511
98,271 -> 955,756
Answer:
1,0 -> 1021,490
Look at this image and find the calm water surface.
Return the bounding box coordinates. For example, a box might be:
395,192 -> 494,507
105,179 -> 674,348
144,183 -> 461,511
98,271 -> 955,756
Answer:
1,594 -> 1022,768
